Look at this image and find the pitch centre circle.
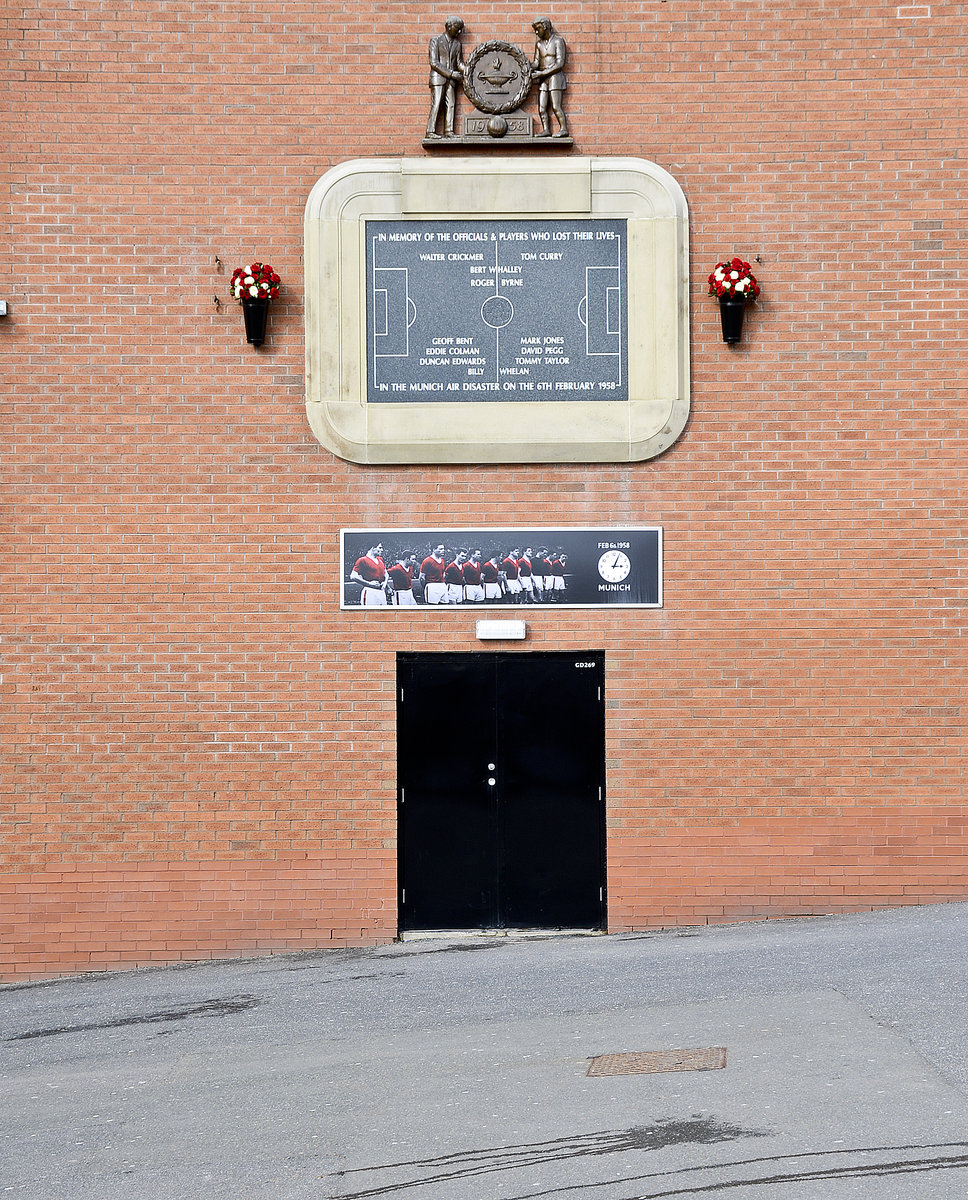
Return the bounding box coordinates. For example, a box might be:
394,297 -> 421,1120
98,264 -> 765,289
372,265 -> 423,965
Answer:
481,294 -> 514,328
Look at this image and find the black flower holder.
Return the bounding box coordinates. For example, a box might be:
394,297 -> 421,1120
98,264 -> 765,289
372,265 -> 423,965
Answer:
231,262 -> 281,347
708,257 -> 760,345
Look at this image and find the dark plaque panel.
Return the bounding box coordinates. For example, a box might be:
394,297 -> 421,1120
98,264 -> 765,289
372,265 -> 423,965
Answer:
365,219 -> 628,404
340,527 -> 661,610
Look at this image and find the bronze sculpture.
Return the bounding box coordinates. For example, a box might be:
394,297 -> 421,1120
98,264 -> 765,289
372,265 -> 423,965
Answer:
421,16 -> 572,146
426,17 -> 465,139
531,17 -> 568,138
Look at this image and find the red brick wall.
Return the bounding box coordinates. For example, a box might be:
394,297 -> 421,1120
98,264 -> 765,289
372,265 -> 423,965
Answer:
3,1 -> 964,980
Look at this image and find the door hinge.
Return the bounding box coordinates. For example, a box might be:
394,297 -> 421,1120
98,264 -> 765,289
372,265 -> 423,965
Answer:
600,886 -> 604,902
598,786 -> 602,802
400,788 -> 404,804
400,687 -> 404,702
598,686 -> 601,702
401,889 -> 406,904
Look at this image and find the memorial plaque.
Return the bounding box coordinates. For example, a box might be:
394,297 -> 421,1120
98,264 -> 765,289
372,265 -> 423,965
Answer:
366,218 -> 627,404
304,156 -> 690,463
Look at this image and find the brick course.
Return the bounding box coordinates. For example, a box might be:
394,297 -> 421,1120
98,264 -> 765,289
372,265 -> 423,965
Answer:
2,1 -> 965,980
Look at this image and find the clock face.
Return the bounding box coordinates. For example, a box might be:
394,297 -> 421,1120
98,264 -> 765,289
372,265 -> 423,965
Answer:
598,550 -> 631,582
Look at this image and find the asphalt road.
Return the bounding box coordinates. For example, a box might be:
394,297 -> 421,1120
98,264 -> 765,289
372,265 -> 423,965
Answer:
4,902 -> 968,1198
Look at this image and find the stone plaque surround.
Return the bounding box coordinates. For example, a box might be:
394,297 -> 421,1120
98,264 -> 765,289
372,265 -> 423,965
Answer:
304,157 -> 689,463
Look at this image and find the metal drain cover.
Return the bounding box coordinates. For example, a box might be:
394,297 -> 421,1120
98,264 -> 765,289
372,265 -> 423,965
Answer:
587,1047 -> 727,1076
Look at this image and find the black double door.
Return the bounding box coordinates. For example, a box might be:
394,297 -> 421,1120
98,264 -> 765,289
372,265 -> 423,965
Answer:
398,652 -> 606,931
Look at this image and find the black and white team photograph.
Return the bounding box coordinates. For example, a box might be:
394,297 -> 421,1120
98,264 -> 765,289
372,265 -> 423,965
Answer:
341,528 -> 662,609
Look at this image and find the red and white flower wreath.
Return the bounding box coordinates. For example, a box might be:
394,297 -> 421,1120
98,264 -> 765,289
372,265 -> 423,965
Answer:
708,257 -> 760,301
231,262 -> 281,301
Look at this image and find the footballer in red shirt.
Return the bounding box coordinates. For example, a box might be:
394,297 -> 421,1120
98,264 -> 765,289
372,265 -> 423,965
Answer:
349,543 -> 388,606
387,553 -> 417,606
419,543 -> 448,605
462,550 -> 485,603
